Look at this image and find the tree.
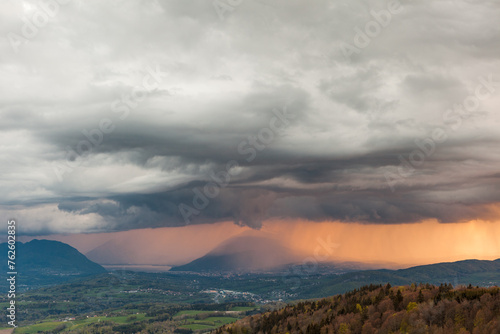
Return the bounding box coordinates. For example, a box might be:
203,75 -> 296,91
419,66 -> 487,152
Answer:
418,290 -> 425,303
393,290 -> 403,311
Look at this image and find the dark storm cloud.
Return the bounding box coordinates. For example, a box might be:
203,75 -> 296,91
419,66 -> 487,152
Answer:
1,0 -> 500,234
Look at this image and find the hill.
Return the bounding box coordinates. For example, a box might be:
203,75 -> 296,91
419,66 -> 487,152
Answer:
215,284 -> 500,334
1,239 -> 106,290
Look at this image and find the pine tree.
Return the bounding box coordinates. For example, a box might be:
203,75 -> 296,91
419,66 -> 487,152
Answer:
417,289 -> 425,303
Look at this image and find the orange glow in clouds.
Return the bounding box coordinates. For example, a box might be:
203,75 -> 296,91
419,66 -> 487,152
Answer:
26,219 -> 500,268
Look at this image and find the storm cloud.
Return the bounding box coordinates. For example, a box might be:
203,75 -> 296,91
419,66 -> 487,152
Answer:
1,0 -> 500,234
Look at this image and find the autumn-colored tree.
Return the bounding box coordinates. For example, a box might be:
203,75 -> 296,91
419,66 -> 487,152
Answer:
213,285 -> 500,334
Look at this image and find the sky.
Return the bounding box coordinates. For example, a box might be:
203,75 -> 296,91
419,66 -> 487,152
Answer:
1,0 -> 500,265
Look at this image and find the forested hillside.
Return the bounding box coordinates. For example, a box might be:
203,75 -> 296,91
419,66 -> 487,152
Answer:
214,284 -> 500,334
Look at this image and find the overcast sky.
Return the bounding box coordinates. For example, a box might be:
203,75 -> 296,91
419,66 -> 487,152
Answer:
1,0 -> 500,235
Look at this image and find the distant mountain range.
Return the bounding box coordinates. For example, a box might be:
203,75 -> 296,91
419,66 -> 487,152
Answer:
170,235 -> 500,289
1,239 -> 106,290
170,235 -> 500,297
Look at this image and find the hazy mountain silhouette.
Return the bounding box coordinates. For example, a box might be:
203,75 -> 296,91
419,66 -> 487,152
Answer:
171,235 -> 303,272
85,238 -> 134,264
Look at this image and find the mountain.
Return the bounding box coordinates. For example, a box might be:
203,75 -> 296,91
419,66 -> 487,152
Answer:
215,284 -> 500,334
171,235 -> 303,272
1,239 -> 106,290
85,238 -> 134,264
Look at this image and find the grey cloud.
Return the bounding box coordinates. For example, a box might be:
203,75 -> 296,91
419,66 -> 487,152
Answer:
1,0 -> 500,235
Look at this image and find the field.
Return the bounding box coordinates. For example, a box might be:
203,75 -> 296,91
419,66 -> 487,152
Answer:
229,306 -> 256,312
14,314 -> 150,333
175,311 -> 240,332
14,309 -> 253,334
